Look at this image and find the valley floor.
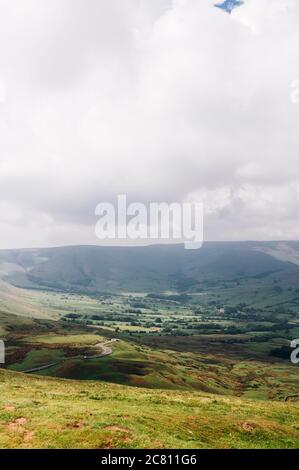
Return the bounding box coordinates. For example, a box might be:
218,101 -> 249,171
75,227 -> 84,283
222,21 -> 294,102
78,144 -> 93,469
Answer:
0,369 -> 298,449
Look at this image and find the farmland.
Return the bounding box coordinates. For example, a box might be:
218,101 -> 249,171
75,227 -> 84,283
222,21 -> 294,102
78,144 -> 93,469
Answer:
1,285 -> 298,400
0,242 -> 299,448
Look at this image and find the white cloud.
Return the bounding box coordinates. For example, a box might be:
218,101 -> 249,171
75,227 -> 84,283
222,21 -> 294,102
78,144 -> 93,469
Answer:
0,79 -> 5,104
0,0 -> 299,247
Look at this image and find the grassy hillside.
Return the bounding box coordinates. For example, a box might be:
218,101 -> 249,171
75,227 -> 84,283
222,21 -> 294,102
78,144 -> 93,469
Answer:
0,369 -> 299,449
1,306 -> 298,400
0,281 -> 56,319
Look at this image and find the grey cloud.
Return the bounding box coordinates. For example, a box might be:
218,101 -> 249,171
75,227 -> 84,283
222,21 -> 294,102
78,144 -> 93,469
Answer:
0,0 -> 299,248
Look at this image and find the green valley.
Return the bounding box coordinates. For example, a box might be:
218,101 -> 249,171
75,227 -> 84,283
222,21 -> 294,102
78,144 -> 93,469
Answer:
0,242 -> 299,448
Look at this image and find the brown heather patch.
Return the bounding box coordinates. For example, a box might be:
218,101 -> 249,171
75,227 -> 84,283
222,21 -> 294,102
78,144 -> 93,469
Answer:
67,421 -> 84,429
4,405 -> 15,412
6,417 -> 27,433
241,422 -> 256,432
23,430 -> 34,443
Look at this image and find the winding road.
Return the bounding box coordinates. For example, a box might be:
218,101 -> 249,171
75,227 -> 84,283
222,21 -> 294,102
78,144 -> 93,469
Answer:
22,338 -> 118,374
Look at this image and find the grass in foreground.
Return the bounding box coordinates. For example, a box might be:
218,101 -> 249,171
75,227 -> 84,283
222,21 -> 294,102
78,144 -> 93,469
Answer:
0,369 -> 298,449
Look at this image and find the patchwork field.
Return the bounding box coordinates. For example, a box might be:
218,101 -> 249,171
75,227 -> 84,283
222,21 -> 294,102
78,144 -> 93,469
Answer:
1,297 -> 298,400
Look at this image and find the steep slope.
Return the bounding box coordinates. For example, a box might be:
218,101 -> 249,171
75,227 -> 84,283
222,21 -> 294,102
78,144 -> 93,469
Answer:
0,369 -> 298,449
0,281 -> 53,319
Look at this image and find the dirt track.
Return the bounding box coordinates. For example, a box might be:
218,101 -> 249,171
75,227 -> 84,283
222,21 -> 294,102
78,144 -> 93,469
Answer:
22,339 -> 118,374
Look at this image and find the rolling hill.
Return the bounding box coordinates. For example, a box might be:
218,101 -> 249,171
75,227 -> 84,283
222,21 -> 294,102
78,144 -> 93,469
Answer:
1,241 -> 299,294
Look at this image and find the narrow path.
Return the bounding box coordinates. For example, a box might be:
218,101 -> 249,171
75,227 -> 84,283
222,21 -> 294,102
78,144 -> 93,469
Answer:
82,339 -> 118,360
22,362 -> 60,374
22,339 -> 118,374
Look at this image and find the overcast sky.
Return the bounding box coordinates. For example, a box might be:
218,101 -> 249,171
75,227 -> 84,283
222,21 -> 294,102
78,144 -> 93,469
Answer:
0,0 -> 299,248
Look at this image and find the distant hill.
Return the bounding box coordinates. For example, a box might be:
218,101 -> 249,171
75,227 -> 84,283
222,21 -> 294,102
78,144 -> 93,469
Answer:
1,241 -> 299,295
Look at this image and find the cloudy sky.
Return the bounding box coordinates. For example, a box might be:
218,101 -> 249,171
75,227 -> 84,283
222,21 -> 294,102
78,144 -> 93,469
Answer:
0,0 -> 299,248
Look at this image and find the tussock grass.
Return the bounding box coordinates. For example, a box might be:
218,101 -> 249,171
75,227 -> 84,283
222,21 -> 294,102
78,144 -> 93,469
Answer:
0,369 -> 298,449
